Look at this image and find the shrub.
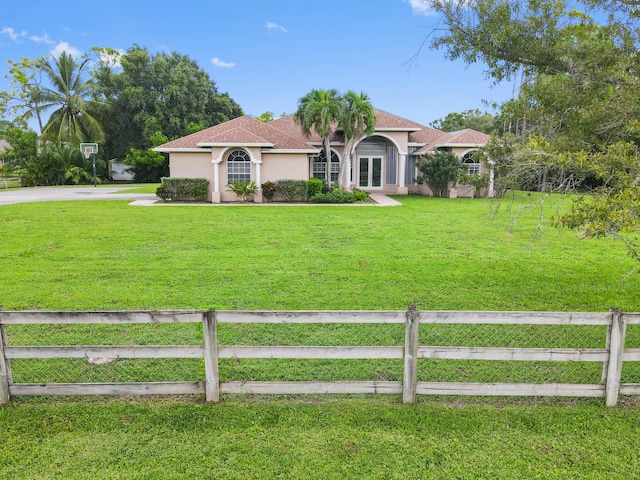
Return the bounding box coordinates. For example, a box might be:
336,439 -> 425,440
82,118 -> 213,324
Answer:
353,189 -> 369,202
276,179 -> 308,201
458,172 -> 490,198
261,181 -> 277,202
310,190 -> 357,203
159,177 -> 209,202
307,178 -> 324,198
155,186 -> 170,201
227,180 -> 257,202
416,151 -> 462,198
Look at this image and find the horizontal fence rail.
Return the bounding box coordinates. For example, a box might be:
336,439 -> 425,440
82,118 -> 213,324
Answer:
0,308 -> 639,407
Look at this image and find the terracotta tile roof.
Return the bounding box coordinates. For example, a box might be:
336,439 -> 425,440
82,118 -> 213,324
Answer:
202,127 -> 274,145
412,129 -> 490,154
155,111 -> 490,154
156,115 -> 317,151
269,115 -> 344,144
373,109 -> 422,130
272,109 -> 445,145
443,128 -> 491,145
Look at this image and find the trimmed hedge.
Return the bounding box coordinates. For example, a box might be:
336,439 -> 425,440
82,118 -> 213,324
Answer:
158,177 -> 209,202
275,179 -> 308,201
309,190 -> 357,203
307,178 -> 324,198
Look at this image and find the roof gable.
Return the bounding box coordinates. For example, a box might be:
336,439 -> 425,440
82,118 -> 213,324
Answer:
443,128 -> 491,145
156,115 -> 316,151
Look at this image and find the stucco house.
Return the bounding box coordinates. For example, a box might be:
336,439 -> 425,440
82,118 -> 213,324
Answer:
154,109 -> 492,203
108,159 -> 135,182
0,139 -> 10,165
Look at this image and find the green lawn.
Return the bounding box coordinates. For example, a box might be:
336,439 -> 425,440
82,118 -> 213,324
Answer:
0,193 -> 638,311
0,179 -> 22,189
111,183 -> 160,194
1,193 -> 639,478
1,397 -> 639,479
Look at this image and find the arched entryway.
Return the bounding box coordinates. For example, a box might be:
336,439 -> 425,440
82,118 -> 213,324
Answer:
354,136 -> 401,190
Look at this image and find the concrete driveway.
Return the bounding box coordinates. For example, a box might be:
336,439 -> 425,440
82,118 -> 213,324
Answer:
0,186 -> 157,206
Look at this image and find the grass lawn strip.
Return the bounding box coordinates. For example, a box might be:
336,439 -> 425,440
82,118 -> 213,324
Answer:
1,398 -> 639,479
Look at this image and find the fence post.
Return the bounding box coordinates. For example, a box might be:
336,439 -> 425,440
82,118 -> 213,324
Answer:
403,305 -> 420,404
203,310 -> 220,403
605,308 -> 626,407
0,323 -> 10,406
601,312 -> 613,384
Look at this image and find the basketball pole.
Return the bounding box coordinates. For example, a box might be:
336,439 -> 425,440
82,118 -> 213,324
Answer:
92,152 -> 97,187
81,143 -> 99,187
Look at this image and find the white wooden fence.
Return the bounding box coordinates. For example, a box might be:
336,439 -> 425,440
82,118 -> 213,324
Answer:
1,308 -> 638,407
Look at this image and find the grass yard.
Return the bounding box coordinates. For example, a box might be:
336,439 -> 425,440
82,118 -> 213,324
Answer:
1,397 -> 639,479
1,193 -> 640,478
111,183 -> 160,194
0,193 -> 639,311
0,179 -> 22,189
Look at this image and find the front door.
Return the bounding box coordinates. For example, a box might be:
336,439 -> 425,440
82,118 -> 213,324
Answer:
358,157 -> 382,189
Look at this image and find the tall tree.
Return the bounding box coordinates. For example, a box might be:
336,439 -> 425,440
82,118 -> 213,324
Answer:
339,91 -> 376,189
4,57 -> 46,133
293,89 -> 341,188
93,46 -> 243,161
38,52 -> 105,144
256,111 -> 275,123
430,109 -> 496,134
422,0 -> 640,261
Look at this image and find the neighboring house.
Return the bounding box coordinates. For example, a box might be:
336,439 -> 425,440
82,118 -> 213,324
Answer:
154,109 -> 492,203
0,139 -> 9,165
108,159 -> 135,182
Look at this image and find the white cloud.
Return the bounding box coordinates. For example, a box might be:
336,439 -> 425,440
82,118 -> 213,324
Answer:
266,21 -> 287,33
405,0 -> 433,15
211,56 -> 235,68
1,27 -> 26,41
50,41 -> 83,59
30,33 -> 54,44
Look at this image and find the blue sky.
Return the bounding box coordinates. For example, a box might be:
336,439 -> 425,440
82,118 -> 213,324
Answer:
0,0 -> 514,129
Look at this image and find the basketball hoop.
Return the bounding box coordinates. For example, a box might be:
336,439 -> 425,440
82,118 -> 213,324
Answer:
79,142 -> 99,187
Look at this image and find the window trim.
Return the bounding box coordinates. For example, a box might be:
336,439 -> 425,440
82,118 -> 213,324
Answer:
227,149 -> 251,183
461,151 -> 481,175
310,149 -> 340,183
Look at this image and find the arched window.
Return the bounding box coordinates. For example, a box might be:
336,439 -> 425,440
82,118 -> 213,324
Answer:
311,150 -> 340,182
227,150 -> 251,183
462,152 -> 481,175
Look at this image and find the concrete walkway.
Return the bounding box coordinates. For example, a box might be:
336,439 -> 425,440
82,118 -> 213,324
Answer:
368,193 -> 402,206
0,186 -> 156,206
1,186 -> 402,207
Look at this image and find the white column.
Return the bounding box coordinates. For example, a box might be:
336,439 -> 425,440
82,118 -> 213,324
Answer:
399,154 -> 406,188
255,161 -> 261,188
211,152 -> 222,203
213,161 -> 220,192
488,160 -> 495,198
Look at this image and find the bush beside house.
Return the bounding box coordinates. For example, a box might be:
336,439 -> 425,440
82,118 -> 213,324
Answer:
157,177 -> 209,202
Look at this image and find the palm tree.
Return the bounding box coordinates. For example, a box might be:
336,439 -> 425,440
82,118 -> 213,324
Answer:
39,52 -> 105,145
339,91 -> 376,189
293,89 -> 341,188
